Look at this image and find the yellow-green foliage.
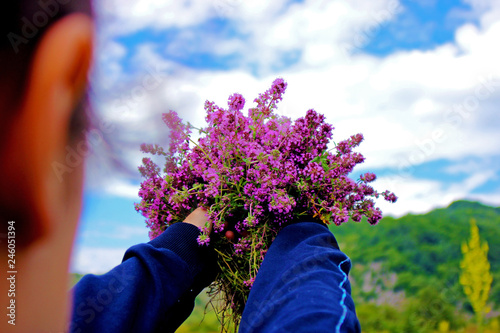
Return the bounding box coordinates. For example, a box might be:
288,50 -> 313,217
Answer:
460,219 -> 493,328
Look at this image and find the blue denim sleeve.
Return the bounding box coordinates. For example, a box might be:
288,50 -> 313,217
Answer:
69,222 -> 216,333
239,222 -> 361,333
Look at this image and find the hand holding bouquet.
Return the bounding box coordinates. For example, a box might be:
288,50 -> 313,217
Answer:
135,78 -> 396,327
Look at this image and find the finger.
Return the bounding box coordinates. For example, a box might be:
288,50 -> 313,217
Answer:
183,207 -> 210,231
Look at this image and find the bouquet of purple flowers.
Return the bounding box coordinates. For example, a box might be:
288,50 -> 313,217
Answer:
135,78 -> 396,327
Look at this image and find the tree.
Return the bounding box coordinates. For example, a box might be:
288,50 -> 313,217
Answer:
460,218 -> 493,331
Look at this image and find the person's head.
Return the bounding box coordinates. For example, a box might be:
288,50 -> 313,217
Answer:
0,1 -> 94,330
1,1 -> 93,247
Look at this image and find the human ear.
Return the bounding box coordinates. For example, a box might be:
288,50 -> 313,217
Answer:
6,13 -> 94,242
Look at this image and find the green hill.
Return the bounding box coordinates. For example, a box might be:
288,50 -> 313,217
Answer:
329,199 -> 500,332
331,200 -> 500,303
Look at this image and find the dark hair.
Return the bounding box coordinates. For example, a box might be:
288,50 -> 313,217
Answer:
0,0 -> 93,247
1,1 -> 92,116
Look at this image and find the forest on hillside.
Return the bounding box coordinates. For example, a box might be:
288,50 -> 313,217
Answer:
329,200 -> 499,332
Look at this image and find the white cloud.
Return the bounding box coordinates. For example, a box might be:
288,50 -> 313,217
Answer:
93,40 -> 128,90
467,192 -> 500,207
444,158 -> 490,174
70,246 -> 127,274
86,0 -> 500,211
113,225 -> 150,239
374,170 -> 495,218
96,0 -> 220,36
73,1 -> 500,276
101,178 -> 141,199
464,0 -> 500,29
449,170 -> 495,193
82,225 -> 149,241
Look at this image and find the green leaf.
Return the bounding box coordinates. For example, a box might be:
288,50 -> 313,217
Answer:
322,160 -> 329,172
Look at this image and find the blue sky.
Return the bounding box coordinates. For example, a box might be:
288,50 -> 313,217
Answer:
363,0 -> 476,55
70,0 -> 500,273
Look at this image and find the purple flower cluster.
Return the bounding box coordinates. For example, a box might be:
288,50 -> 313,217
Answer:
134,78 -> 397,321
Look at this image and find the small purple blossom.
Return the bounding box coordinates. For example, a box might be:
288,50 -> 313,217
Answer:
228,93 -> 245,111
271,78 -> 287,95
360,172 -> 376,183
243,277 -> 255,289
382,190 -> 398,203
140,143 -> 166,156
138,157 -> 160,178
197,234 -> 210,246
